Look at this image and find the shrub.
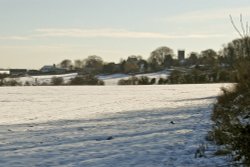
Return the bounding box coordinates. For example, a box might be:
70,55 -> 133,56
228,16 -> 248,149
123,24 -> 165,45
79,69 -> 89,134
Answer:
158,78 -> 164,84
70,76 -> 85,85
40,82 -> 49,86
118,79 -> 128,85
218,70 -> 231,82
70,75 -> 104,85
118,76 -> 155,85
0,80 -> 4,86
168,70 -> 183,84
0,73 -> 9,80
150,78 -> 156,84
212,80 -> 250,164
117,76 -> 138,85
158,77 -> 168,84
51,77 -> 64,85
214,149 -> 231,156
97,80 -> 105,85
24,81 -> 31,86
138,76 -> 150,85
3,79 -> 22,86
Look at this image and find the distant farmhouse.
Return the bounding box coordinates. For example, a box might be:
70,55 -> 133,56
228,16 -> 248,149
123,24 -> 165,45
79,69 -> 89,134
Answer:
9,69 -> 40,76
9,69 -> 27,76
40,64 -> 67,74
7,64 -> 68,77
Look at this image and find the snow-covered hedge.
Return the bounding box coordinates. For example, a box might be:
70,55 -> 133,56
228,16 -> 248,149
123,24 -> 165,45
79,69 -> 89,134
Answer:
212,69 -> 250,164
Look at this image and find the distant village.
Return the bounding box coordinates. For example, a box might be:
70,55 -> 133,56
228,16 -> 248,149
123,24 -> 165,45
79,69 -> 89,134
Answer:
0,45 -> 236,85
0,50 -> 188,77
0,49 -> 187,77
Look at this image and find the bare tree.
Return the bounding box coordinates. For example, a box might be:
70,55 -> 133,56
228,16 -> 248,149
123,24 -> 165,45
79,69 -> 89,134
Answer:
148,46 -> 174,70
60,59 -> 73,70
230,14 -> 250,58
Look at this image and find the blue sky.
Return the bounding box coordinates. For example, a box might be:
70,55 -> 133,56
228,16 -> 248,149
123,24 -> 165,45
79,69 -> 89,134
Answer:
1,0 -> 250,68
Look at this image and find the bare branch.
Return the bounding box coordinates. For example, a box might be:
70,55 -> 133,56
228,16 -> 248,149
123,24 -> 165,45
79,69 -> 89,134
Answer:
240,14 -> 246,37
229,14 -> 244,38
246,21 -> 249,36
248,27 -> 250,35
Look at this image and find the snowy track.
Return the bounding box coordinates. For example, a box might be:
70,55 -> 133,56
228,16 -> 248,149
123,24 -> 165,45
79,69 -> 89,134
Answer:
0,84 -> 230,166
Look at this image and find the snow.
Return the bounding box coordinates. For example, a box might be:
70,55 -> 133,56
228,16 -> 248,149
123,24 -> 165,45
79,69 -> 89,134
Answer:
0,70 -> 9,74
0,84 -> 231,166
98,70 -> 170,85
5,70 -> 169,85
6,73 -> 78,85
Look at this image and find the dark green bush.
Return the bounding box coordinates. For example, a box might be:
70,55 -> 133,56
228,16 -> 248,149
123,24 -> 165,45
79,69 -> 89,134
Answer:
118,76 -> 156,85
2,79 -> 22,86
212,72 -> 250,164
51,77 -> 64,85
150,78 -> 156,84
158,77 -> 168,84
117,79 -> 128,85
118,76 -> 138,85
138,76 -> 150,85
70,75 -> 104,85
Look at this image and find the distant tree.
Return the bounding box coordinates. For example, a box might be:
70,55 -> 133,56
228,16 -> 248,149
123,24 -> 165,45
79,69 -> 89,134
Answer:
220,38 -> 250,68
103,62 -> 115,74
0,73 -> 9,80
103,62 -> 121,74
120,59 -> 126,73
148,46 -> 174,71
164,54 -> 174,68
83,55 -> 104,74
124,55 -> 142,74
168,70 -> 183,84
200,49 -> 218,67
60,59 -> 72,70
218,70 -> 231,82
187,52 -> 199,66
191,69 -> 208,83
138,59 -> 148,72
124,62 -> 139,74
74,59 -> 83,69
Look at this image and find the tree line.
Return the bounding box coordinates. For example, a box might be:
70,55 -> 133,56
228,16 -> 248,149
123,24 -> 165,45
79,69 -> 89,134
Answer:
56,43 -> 239,76
0,38 -> 246,86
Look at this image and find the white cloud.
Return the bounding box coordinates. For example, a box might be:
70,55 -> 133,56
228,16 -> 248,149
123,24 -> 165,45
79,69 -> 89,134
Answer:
0,28 -> 227,41
34,28 -> 226,39
0,36 -> 30,40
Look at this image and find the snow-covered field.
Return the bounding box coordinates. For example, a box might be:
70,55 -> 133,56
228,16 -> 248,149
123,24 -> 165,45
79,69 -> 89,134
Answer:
98,71 -> 170,85
0,70 -> 9,74
7,73 -> 78,85
5,71 -> 169,86
0,84 -> 231,166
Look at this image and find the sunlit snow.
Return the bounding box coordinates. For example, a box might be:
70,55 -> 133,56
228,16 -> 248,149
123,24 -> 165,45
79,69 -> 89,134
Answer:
0,84 -> 231,166
98,70 -> 170,85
